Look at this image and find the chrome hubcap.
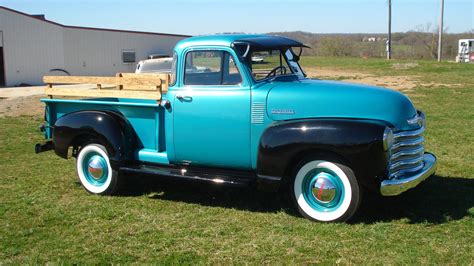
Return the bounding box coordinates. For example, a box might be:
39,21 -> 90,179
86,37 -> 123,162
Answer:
311,174 -> 337,203
87,155 -> 106,180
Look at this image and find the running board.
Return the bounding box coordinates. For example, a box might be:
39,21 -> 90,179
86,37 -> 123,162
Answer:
120,164 -> 256,187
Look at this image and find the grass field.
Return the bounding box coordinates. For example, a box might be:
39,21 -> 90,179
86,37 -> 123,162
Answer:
1,57 -> 473,264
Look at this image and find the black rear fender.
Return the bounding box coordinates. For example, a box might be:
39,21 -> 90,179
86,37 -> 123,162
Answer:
52,110 -> 138,166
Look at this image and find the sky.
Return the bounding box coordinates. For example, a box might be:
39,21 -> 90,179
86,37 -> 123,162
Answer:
0,0 -> 472,35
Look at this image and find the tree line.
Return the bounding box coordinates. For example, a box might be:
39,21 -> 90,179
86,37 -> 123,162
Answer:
268,27 -> 474,60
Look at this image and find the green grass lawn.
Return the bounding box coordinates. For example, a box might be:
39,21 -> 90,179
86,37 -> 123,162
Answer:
1,57 -> 473,264
301,56 -> 474,85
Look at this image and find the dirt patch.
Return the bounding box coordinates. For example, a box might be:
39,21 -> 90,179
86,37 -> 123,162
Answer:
0,72 -> 422,118
305,67 -> 419,92
0,95 -> 45,117
0,86 -> 45,98
392,62 -> 419,70
0,69 -> 464,118
0,84 -> 98,117
354,76 -> 419,92
305,67 -> 466,92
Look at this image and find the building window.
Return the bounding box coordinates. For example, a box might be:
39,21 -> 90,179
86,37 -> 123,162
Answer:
122,50 -> 136,63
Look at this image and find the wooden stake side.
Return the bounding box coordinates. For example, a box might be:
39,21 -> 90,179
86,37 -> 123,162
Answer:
43,73 -> 169,100
116,73 -> 124,90
43,74 -> 167,89
45,87 -> 162,100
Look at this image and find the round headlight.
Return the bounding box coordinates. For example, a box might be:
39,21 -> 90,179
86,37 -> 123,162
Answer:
383,127 -> 394,151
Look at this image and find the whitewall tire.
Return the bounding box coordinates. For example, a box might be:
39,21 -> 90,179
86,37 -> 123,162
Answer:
292,159 -> 361,222
76,144 -> 119,195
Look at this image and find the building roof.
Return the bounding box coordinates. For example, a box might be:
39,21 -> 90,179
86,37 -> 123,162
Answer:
0,6 -> 191,38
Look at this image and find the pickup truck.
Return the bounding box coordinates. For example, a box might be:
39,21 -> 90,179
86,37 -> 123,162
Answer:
36,35 -> 437,222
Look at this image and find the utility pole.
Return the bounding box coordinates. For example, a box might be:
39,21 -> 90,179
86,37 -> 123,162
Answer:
387,0 -> 392,60
437,0 -> 445,62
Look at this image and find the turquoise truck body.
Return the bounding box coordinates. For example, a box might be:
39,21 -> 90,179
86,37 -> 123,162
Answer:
37,34 -> 437,222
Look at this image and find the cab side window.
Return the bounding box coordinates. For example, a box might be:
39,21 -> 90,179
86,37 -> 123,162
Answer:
184,51 -> 242,86
170,52 -> 178,86
223,53 -> 242,85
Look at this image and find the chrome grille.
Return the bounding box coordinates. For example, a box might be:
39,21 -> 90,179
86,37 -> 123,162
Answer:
389,127 -> 425,179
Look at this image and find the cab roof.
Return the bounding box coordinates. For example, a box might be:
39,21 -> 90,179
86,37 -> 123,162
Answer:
174,34 -> 307,53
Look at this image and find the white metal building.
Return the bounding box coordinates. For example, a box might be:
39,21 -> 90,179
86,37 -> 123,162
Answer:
0,6 -> 190,87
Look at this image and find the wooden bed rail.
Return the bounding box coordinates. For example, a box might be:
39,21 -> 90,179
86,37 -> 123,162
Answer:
44,73 -> 169,100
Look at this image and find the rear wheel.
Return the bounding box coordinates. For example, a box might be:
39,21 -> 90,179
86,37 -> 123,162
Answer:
291,159 -> 361,222
76,144 -> 119,195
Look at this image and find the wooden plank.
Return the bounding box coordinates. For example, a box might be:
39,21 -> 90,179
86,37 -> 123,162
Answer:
119,75 -> 163,87
115,73 -> 160,91
121,85 -> 161,91
114,73 -> 164,88
161,74 -> 169,92
45,87 -> 162,100
119,73 -> 170,92
43,74 -> 168,88
119,72 -> 168,78
44,76 -> 117,84
116,73 -> 124,90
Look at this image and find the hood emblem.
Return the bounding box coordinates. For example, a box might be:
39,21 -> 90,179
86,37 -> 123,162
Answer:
271,109 -> 295,115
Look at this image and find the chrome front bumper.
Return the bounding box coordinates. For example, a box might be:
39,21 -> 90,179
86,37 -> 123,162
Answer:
380,153 -> 437,196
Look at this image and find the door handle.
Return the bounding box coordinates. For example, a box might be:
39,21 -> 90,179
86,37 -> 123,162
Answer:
176,95 -> 193,102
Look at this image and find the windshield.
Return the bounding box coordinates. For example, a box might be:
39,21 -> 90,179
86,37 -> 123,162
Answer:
248,48 -> 305,81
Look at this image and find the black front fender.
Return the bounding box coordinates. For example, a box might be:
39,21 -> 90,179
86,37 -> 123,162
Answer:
257,119 -> 390,192
52,110 -> 137,166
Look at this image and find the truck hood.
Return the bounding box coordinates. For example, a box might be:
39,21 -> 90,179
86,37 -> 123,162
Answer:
266,79 -> 417,130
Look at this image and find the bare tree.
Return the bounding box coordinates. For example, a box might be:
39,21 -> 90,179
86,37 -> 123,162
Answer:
319,37 -> 354,57
273,30 -> 469,59
412,23 -> 448,59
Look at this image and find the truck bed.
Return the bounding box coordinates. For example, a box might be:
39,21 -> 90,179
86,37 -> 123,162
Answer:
42,97 -> 168,164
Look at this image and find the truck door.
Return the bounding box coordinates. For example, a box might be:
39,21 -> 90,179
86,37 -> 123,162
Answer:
172,49 -> 251,169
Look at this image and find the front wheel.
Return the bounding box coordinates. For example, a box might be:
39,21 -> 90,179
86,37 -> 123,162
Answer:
76,144 -> 120,195
292,159 -> 361,222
